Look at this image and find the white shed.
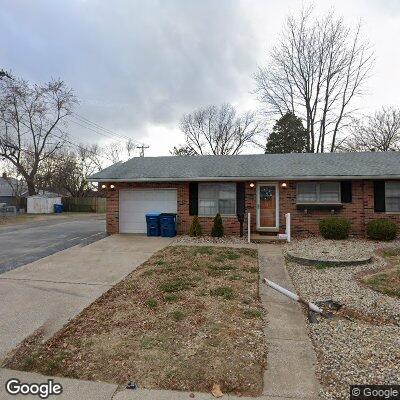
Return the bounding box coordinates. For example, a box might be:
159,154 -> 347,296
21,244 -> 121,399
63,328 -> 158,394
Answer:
27,194 -> 62,214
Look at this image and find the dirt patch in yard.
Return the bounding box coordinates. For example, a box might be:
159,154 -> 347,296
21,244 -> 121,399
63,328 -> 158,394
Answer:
4,245 -> 266,396
361,248 -> 400,298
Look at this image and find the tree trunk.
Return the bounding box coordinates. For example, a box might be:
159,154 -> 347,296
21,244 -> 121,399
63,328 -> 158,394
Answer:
26,179 -> 36,196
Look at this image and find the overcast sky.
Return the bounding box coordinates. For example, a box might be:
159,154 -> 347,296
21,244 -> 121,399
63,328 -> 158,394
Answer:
2,0 -> 400,157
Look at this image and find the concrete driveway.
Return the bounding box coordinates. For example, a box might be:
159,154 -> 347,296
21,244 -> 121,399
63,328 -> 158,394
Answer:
0,234 -> 173,360
0,214 -> 106,274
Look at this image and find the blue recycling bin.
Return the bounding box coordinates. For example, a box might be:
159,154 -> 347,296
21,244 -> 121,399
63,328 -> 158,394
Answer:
159,213 -> 177,237
54,204 -> 63,213
145,212 -> 161,236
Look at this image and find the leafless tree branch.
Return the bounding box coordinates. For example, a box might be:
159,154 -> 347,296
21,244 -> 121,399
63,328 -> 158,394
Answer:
254,7 -> 374,152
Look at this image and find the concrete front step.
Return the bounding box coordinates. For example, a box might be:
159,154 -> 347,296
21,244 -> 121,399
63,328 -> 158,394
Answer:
250,234 -> 283,243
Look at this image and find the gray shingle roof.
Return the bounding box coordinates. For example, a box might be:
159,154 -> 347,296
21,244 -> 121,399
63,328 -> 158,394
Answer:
89,152 -> 400,181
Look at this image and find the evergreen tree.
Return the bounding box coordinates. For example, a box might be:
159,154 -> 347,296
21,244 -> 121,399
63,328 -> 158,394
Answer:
189,216 -> 202,237
265,112 -> 308,153
211,213 -> 224,237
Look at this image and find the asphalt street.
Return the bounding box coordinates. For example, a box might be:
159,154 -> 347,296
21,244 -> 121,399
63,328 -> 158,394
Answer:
0,216 -> 106,274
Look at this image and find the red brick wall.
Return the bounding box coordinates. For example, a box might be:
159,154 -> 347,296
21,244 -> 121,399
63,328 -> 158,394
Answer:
105,181 -> 244,236
278,181 -> 365,236
277,180 -> 400,237
105,180 -> 400,237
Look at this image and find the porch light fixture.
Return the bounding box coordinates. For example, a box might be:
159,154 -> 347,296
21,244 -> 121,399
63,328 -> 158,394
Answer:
110,184 -> 115,189
101,184 -> 106,189
249,182 -> 255,188
281,182 -> 287,188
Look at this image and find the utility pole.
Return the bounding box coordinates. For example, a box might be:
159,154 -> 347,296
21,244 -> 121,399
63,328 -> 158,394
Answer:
136,144 -> 149,157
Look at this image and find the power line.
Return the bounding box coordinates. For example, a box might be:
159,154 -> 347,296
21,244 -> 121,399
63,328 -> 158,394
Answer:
67,117 -> 133,144
69,114 -> 149,151
55,128 -> 114,163
72,113 -> 136,143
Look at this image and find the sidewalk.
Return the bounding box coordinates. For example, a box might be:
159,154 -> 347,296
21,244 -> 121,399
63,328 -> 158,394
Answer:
259,244 -> 321,400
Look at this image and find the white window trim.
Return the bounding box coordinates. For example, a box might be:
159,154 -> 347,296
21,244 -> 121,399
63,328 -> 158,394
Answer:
296,181 -> 342,205
385,181 -> 400,214
198,183 -> 237,217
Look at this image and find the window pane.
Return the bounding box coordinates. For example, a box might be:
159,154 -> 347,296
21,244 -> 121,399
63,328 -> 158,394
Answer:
386,198 -> 400,212
198,200 -> 217,216
199,184 -> 217,199
386,182 -> 400,212
198,183 -> 236,215
297,183 -> 317,202
319,182 -> 340,202
198,184 -> 217,216
386,182 -> 400,197
219,199 -> 235,214
219,183 -> 236,199
218,184 -> 235,213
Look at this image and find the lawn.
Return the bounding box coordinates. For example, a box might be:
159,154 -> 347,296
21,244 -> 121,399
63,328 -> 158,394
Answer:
363,248 -> 400,298
4,245 -> 266,396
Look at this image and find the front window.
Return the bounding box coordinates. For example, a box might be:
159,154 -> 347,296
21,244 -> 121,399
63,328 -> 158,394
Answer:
198,183 -> 236,216
297,182 -> 341,203
385,181 -> 400,212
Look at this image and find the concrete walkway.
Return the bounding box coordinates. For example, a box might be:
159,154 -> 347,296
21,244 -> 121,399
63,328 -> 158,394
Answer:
259,244 -> 321,400
0,240 -> 321,400
0,234 -> 172,360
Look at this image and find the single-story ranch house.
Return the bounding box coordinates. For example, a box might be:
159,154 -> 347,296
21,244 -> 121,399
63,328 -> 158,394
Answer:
89,152 -> 400,238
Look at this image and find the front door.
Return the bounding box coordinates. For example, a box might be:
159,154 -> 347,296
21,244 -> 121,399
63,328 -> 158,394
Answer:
257,183 -> 279,230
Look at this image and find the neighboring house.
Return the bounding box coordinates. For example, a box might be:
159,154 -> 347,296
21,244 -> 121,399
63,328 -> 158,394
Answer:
88,152 -> 400,237
0,176 -> 27,207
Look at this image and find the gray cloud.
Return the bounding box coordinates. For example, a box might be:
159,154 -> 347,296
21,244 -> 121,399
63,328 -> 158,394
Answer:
1,0 -> 259,149
1,0 -> 400,155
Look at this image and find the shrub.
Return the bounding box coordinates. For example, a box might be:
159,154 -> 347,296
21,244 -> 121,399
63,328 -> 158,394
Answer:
211,213 -> 224,237
367,219 -> 397,241
319,217 -> 351,240
189,216 -> 202,237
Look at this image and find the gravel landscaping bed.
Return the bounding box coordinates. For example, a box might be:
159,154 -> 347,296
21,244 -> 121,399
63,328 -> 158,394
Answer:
284,238 -> 376,262
285,238 -> 400,400
173,235 -> 249,246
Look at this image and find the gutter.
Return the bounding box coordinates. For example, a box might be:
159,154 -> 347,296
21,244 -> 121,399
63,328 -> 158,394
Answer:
88,175 -> 400,182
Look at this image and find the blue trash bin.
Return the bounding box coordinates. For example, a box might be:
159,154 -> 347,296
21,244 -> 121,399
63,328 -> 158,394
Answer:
145,212 -> 161,236
54,204 -> 63,213
159,213 -> 177,237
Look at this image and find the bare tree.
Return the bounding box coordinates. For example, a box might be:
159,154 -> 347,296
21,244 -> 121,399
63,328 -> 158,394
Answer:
103,138 -> 135,164
254,7 -> 374,153
172,103 -> 262,156
36,143 -> 104,197
0,75 -> 77,194
341,107 -> 400,152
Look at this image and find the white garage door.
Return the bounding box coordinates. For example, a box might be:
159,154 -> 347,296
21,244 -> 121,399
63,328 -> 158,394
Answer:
119,189 -> 177,233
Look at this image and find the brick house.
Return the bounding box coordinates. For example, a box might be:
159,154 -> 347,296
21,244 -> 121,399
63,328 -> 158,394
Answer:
89,152 -> 400,238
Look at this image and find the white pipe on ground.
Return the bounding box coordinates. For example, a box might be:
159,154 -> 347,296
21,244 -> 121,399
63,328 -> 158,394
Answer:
263,278 -> 323,314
